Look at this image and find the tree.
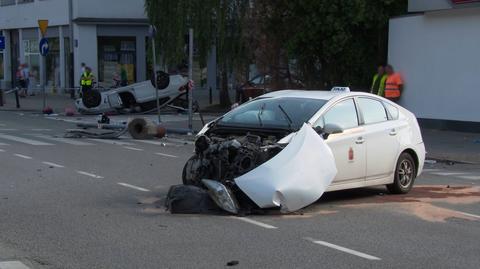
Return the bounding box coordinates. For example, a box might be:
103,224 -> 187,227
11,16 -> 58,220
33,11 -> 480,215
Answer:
145,0 -> 250,107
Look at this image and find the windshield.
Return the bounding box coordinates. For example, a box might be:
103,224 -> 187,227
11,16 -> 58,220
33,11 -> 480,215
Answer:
218,97 -> 327,130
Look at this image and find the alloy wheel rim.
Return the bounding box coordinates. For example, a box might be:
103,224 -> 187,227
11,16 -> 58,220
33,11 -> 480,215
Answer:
398,160 -> 414,187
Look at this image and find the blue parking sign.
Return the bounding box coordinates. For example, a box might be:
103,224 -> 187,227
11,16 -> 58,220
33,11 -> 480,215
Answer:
0,36 -> 5,50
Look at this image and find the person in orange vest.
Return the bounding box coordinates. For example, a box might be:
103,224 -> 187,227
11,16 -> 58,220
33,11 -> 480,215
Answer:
384,64 -> 403,103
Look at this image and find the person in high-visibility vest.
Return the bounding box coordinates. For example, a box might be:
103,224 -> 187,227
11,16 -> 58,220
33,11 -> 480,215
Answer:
384,64 -> 403,103
370,65 -> 388,97
80,67 -> 95,96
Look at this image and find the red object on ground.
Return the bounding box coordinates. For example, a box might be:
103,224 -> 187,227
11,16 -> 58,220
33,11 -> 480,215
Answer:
156,125 -> 167,138
42,106 -> 53,115
65,107 -> 75,116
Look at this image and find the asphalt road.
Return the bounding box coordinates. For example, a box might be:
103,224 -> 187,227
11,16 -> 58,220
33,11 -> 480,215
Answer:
0,111 -> 479,269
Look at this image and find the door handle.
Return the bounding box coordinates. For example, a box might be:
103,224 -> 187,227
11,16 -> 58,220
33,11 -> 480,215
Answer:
355,137 -> 365,144
389,129 -> 397,136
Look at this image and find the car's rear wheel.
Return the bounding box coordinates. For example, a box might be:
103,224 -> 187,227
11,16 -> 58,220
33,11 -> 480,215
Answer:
387,152 -> 416,194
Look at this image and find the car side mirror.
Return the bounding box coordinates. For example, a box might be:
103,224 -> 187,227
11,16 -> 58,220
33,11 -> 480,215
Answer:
321,123 -> 344,139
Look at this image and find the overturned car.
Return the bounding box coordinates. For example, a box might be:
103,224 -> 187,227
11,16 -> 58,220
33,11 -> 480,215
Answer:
181,90 -> 425,214
76,72 -> 192,114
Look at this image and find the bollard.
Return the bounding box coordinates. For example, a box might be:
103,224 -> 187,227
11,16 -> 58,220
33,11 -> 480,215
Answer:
127,118 -> 165,139
0,89 -> 3,106
209,87 -> 212,104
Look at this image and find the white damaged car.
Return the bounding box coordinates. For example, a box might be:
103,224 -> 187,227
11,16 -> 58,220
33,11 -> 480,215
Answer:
183,89 -> 425,213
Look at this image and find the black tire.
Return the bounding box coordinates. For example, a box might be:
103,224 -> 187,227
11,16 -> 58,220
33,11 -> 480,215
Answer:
151,71 -> 170,90
387,152 -> 416,194
82,89 -> 102,108
182,155 -> 206,187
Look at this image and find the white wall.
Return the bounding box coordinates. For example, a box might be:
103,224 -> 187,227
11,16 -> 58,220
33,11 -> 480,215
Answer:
388,7 -> 480,122
73,0 -> 147,19
73,24 -> 98,85
0,0 -> 69,29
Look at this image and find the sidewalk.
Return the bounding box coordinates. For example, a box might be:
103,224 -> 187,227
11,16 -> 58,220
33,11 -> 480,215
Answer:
422,128 -> 480,164
0,92 -> 76,113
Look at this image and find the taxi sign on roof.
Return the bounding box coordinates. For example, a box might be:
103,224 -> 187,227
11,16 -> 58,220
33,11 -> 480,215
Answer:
38,20 -> 49,36
331,86 -> 351,93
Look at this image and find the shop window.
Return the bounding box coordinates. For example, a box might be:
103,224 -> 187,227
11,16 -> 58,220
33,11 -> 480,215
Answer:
45,38 -> 60,89
23,39 -> 40,88
98,37 -> 136,87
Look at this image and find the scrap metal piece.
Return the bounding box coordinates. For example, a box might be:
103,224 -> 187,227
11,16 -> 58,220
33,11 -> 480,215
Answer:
202,179 -> 240,214
234,123 -> 338,212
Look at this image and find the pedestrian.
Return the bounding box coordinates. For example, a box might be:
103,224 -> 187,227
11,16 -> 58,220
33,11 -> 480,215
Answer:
16,65 -> 27,98
370,65 -> 387,97
80,66 -> 95,96
384,64 -> 404,103
81,62 -> 86,73
22,63 -> 31,96
120,66 -> 128,86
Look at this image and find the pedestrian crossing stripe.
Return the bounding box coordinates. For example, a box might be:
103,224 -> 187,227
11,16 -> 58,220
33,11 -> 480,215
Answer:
30,134 -> 94,146
0,134 -> 54,146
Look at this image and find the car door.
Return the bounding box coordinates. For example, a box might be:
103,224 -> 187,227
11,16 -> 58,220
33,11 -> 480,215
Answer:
314,98 -> 366,185
356,97 -> 400,181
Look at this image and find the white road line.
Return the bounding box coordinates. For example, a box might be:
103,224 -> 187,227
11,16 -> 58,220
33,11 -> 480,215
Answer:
117,183 -> 151,192
31,134 -> 94,146
456,211 -> 480,220
0,129 -> 18,131
155,152 -> 178,158
431,172 -> 468,176
14,154 -> 32,159
0,149 -> 5,152
136,140 -> 167,146
76,171 -> 104,179
124,146 -> 144,151
422,169 -> 440,172
0,261 -> 31,269
0,142 -> 10,146
233,217 -> 278,229
88,139 -> 135,146
0,134 -> 54,146
458,175 -> 480,181
304,238 -> 381,261
0,123 -> 5,126
42,161 -> 65,168
31,129 -> 52,131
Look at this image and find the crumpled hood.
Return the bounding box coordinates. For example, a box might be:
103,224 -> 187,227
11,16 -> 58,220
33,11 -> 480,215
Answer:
234,123 -> 337,212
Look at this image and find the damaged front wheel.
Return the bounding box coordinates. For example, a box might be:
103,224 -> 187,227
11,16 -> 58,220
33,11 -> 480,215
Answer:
182,155 -> 207,186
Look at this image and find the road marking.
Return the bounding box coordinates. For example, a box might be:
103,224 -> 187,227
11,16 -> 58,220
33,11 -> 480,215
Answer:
76,171 -> 104,179
455,210 -> 480,220
88,139 -> 135,146
0,149 -> 5,152
458,175 -> 480,181
124,146 -> 144,151
233,217 -> 278,229
155,152 -> 178,158
42,161 -> 65,168
304,238 -> 381,261
0,123 -> 5,126
432,172 -> 468,176
0,142 -> 10,146
164,137 -> 194,145
31,134 -> 94,146
117,183 -> 151,192
0,129 -> 18,131
0,261 -> 31,269
31,128 -> 52,131
422,169 -> 440,172
136,140 -> 167,146
0,134 -> 54,146
14,154 -> 32,159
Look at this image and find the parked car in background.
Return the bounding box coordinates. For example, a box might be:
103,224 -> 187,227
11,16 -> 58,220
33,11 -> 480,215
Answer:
237,73 -> 304,103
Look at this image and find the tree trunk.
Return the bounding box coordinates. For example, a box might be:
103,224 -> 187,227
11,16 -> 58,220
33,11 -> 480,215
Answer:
219,64 -> 231,108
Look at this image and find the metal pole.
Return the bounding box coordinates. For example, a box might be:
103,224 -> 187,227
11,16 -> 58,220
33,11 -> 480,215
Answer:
151,37 -> 161,123
188,28 -> 193,131
42,55 -> 46,110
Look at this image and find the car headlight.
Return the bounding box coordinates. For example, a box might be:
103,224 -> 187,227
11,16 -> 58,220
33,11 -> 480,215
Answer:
202,179 -> 239,214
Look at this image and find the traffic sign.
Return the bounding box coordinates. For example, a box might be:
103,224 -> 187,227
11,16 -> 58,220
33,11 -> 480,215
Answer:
0,36 -> 5,50
38,20 -> 49,36
39,38 -> 49,56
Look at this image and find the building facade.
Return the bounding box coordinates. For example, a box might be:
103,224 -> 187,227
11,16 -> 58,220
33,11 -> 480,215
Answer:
0,0 -> 150,92
389,0 -> 480,131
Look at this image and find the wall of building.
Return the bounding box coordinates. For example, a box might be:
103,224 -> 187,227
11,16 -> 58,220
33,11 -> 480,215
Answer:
73,0 -> 147,19
0,0 -> 69,29
388,7 -> 480,123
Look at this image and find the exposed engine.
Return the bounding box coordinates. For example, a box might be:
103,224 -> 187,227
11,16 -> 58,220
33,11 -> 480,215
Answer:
182,134 -> 284,187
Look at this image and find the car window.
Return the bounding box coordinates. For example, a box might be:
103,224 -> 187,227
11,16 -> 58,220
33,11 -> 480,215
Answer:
250,75 -> 264,85
219,97 -> 327,130
384,102 -> 399,120
357,98 -> 388,124
317,99 -> 358,130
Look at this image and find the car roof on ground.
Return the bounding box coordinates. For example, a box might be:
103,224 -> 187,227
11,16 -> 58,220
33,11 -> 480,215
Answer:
261,90 -> 353,101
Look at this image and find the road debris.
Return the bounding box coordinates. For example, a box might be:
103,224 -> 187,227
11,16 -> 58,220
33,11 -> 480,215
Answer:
165,185 -> 221,214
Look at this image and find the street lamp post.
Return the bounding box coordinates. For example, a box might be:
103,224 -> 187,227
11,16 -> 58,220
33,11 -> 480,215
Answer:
149,25 -> 161,124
